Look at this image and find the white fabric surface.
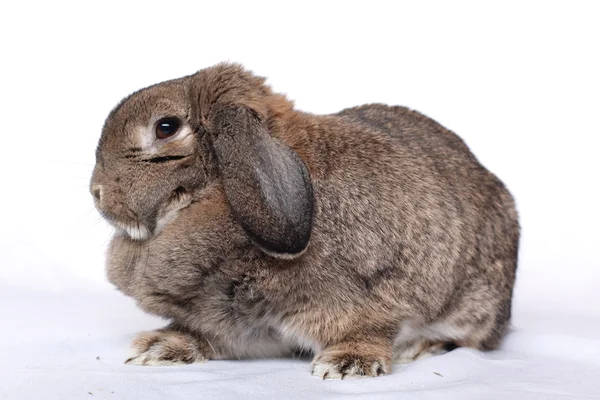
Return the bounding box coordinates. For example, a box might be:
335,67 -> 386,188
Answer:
1,286 -> 598,400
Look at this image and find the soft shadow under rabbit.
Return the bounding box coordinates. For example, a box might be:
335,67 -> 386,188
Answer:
91,63 -> 519,379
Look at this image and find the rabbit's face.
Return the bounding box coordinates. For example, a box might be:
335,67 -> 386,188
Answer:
90,78 -> 210,240
91,63 -> 313,257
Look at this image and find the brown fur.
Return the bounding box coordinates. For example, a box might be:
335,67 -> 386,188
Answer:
91,63 -> 519,378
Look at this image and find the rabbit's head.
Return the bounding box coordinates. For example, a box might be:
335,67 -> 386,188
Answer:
91,63 -> 313,258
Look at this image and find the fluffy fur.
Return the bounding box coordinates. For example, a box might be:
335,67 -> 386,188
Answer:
91,63 -> 519,379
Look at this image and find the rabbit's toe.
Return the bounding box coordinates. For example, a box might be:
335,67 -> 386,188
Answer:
312,350 -> 390,379
125,329 -> 210,366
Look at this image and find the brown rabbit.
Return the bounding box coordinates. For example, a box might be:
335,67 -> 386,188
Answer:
91,63 -> 519,379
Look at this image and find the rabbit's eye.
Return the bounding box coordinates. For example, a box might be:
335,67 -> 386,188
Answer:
155,117 -> 181,139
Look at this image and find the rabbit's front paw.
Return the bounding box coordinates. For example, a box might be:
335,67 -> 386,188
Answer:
312,343 -> 391,379
125,329 -> 212,366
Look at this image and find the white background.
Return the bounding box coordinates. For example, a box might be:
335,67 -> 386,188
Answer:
0,1 -> 599,399
1,0 -> 598,315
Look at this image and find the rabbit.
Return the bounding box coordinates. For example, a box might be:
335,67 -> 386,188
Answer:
90,62 -> 519,379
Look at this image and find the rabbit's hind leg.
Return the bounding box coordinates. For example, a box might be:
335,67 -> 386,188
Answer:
393,338 -> 457,364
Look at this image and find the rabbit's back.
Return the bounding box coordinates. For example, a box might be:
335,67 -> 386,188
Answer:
336,104 -> 480,171
334,103 -> 517,245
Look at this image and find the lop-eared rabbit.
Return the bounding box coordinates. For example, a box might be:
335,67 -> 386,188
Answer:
91,63 -> 519,379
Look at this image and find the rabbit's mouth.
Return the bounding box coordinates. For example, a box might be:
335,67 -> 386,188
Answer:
98,186 -> 193,242
96,208 -> 154,241
113,220 -> 152,241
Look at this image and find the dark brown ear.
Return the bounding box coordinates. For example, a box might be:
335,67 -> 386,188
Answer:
210,105 -> 313,258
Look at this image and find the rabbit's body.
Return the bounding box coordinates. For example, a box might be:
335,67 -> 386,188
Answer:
94,64 -> 518,378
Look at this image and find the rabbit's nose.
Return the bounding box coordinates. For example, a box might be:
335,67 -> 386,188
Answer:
91,185 -> 103,202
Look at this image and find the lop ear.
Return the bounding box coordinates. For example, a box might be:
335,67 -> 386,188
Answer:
210,105 -> 313,258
